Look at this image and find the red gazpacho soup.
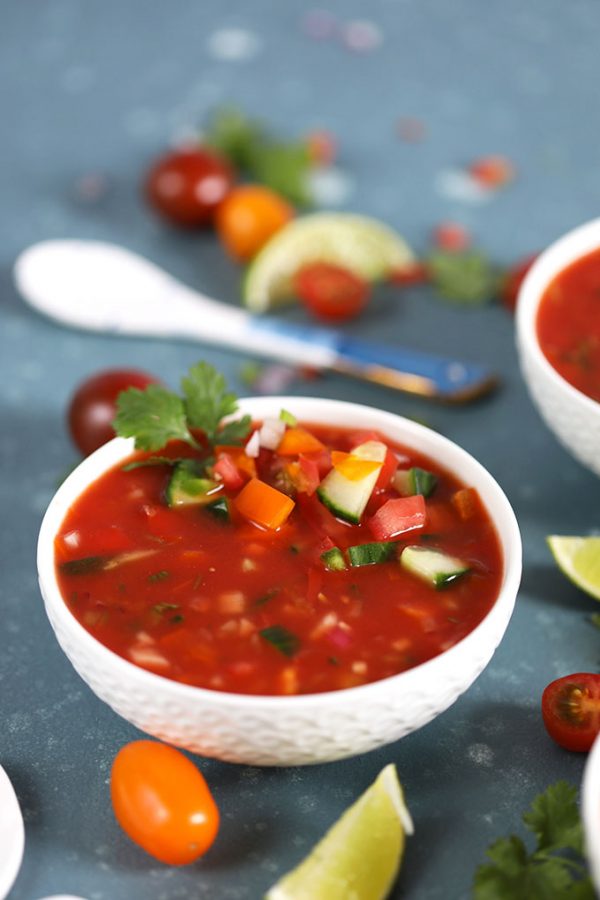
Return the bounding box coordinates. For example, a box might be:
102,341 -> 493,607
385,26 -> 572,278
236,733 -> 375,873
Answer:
537,247 -> 600,403
55,419 -> 503,696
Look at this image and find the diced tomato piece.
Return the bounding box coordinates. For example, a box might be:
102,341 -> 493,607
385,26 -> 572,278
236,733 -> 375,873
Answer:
298,454 -> 321,495
214,445 -> 257,479
367,495 -> 426,540
375,448 -> 398,490
213,452 -> 245,491
305,448 -> 332,478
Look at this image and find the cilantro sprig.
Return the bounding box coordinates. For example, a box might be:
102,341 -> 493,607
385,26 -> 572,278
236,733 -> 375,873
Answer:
427,250 -> 501,305
473,781 -> 594,899
205,107 -> 313,207
114,361 -> 251,453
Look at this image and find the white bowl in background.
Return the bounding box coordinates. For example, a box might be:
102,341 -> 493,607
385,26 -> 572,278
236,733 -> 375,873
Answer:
37,397 -> 522,766
516,218 -> 600,477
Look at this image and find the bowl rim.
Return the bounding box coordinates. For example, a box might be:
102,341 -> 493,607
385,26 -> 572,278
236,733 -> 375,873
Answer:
516,216 -> 600,414
38,395 -> 522,709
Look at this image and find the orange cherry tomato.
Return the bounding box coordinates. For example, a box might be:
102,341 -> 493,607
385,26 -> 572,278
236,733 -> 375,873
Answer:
110,740 -> 219,865
215,184 -> 294,262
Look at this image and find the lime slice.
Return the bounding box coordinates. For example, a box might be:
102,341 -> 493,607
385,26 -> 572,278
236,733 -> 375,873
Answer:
244,213 -> 414,312
265,763 -> 413,900
547,536 -> 600,600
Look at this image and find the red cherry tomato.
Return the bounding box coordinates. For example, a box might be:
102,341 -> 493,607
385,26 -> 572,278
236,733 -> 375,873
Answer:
111,740 -> 219,865
432,222 -> 471,252
145,148 -> 234,228
294,262 -> 370,322
500,253 -> 538,313
541,673 -> 600,752
68,368 -> 159,456
469,155 -> 516,188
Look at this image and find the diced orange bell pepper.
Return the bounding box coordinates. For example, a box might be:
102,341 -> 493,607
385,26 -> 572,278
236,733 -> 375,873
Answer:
234,478 -> 295,530
451,487 -> 479,520
277,427 -> 325,456
330,451 -> 382,482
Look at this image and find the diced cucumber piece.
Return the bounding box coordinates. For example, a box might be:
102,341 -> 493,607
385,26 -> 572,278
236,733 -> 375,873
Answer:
392,467 -> 438,498
321,547 -> 347,571
400,545 -> 470,588
206,496 -> 230,521
317,440 -> 386,524
166,460 -> 221,508
347,541 -> 397,567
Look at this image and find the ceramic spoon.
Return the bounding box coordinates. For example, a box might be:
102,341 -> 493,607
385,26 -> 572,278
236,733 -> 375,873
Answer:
0,764 -> 25,900
14,240 -> 496,402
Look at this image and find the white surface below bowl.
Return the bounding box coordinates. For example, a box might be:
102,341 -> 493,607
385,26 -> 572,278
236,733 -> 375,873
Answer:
38,397 -> 522,766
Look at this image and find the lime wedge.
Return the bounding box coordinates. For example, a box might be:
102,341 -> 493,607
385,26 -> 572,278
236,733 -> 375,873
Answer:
547,536 -> 600,601
265,763 -> 413,900
244,213 -> 414,312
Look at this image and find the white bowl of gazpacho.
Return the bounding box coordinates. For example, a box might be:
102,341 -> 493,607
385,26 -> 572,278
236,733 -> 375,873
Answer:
516,218 -> 600,477
38,396 -> 521,766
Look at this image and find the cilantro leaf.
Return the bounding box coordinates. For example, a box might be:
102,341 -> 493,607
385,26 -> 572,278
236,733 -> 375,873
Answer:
217,414 -> 252,446
181,361 -> 246,445
121,456 -> 182,471
259,625 -> 300,657
523,781 -> 584,854
428,250 -> 501,305
114,385 -> 194,451
473,836 -> 573,900
472,783 -> 593,900
205,106 -> 313,206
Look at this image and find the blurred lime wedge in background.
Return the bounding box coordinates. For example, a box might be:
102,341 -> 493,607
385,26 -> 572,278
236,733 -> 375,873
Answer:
244,213 -> 414,312
547,536 -> 600,601
265,763 -> 413,900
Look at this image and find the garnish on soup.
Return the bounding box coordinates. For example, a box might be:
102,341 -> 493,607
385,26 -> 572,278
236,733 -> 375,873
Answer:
54,363 -> 503,696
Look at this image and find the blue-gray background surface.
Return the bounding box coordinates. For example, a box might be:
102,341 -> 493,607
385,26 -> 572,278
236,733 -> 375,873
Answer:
2,1 -> 600,898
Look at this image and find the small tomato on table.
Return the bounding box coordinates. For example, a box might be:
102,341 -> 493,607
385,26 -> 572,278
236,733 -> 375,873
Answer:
216,184 -> 294,261
542,673 -> 600,752
294,262 -> 370,322
68,368 -> 160,456
110,740 -> 219,864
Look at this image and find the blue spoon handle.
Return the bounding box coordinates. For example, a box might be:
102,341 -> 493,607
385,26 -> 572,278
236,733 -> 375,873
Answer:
252,318 -> 497,402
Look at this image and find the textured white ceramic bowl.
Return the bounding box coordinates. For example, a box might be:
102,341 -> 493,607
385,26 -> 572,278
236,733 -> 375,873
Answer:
516,218 -> 600,477
582,733 -> 600,892
38,397 -> 521,766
